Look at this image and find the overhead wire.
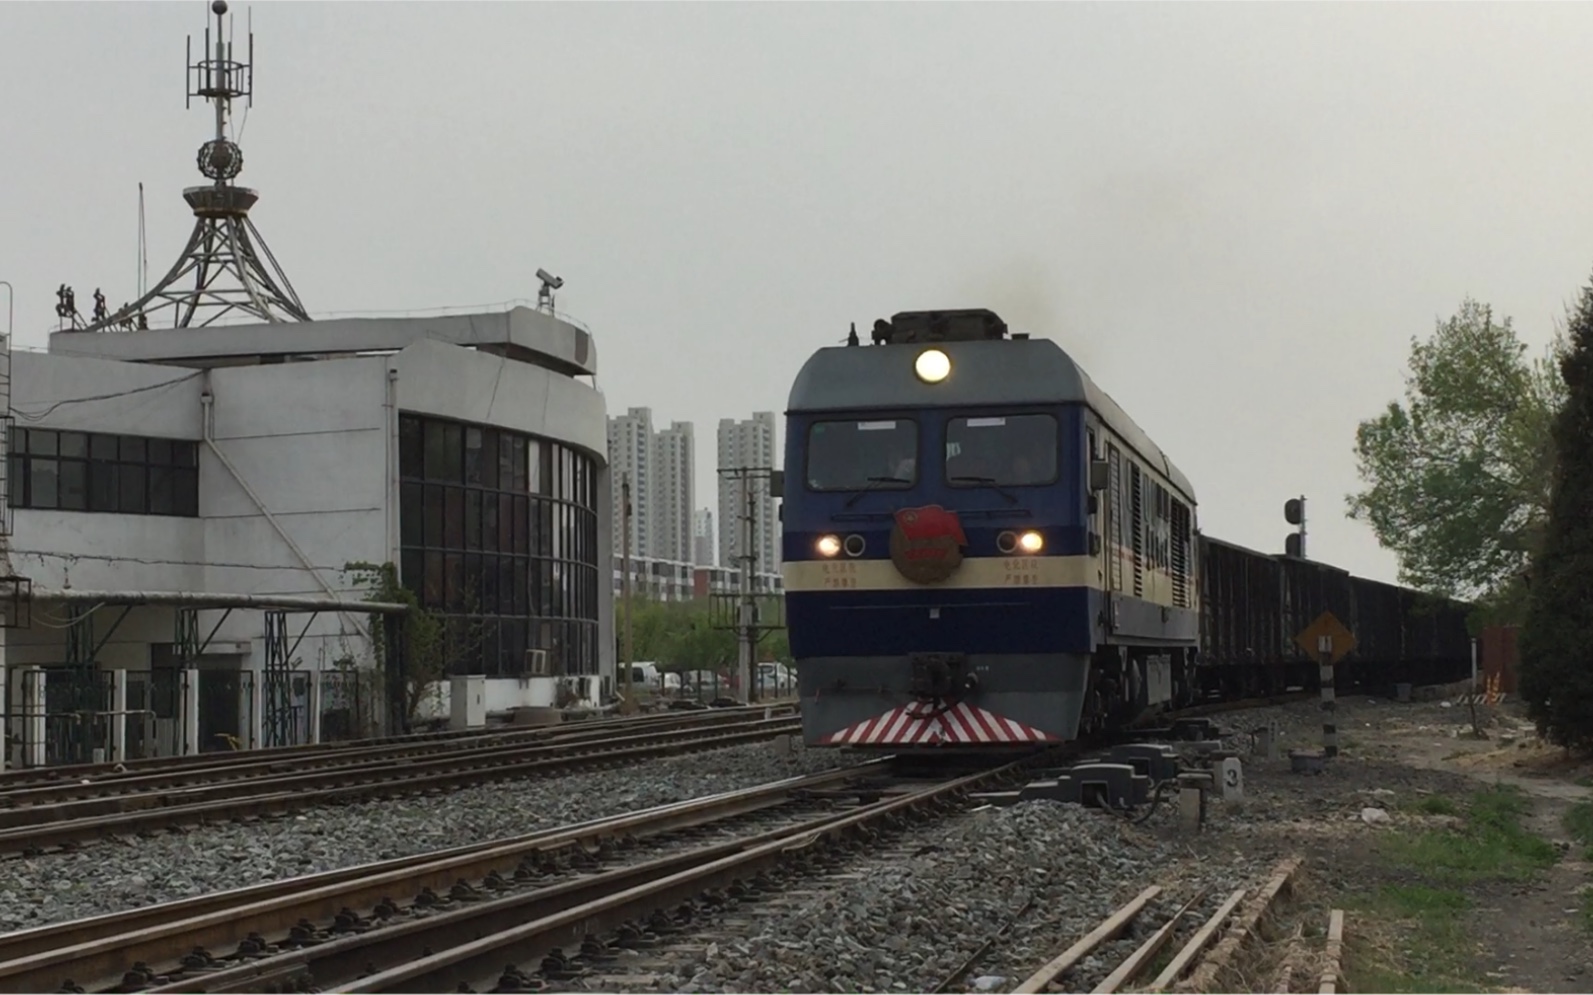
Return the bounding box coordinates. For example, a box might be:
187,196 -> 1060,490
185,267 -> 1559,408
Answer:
9,548 -> 365,574
10,371 -> 206,422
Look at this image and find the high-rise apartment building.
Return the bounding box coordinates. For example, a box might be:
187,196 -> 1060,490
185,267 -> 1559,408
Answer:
606,408 -> 694,567
653,421 -> 694,564
692,508 -> 715,566
606,407 -> 653,561
717,412 -> 779,579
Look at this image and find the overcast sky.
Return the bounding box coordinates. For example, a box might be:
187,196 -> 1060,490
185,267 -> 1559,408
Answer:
2,1 -> 1588,587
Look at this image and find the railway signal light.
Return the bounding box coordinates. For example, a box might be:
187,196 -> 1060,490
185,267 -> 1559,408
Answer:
1284,496 -> 1306,559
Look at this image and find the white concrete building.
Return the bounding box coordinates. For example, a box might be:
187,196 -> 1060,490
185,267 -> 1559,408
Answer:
692,508 -> 714,567
613,556 -> 696,603
716,412 -> 780,579
2,306 -> 614,765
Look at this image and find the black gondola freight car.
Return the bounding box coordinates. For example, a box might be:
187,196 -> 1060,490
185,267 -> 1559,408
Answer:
1194,533 -> 1471,699
1197,536 -> 1285,697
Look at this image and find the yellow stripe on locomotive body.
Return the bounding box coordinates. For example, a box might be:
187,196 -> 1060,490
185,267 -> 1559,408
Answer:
784,555 -> 1097,593
785,551 -> 1193,607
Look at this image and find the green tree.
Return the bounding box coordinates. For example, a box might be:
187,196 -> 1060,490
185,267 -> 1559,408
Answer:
664,607 -> 738,672
613,596 -> 789,673
615,596 -> 680,662
1346,297 -> 1565,616
345,561 -> 483,726
1519,273 -> 1593,751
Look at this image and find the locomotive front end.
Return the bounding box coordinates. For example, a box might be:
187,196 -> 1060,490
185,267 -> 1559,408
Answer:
782,309 -> 1104,752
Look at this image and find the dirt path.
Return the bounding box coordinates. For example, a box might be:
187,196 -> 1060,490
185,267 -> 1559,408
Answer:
1194,694 -> 1593,993
1344,702 -> 1593,993
1471,794 -> 1593,993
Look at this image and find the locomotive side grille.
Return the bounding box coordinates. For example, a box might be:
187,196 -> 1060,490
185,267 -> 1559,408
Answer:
1108,445 -> 1124,592
1171,500 -> 1190,608
1131,463 -> 1144,598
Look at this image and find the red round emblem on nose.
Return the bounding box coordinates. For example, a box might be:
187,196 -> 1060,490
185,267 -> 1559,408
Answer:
889,505 -> 967,585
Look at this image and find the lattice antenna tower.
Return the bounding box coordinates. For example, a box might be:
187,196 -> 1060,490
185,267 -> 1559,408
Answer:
81,0 -> 309,332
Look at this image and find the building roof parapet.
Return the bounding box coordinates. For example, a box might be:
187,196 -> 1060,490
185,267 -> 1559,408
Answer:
46,304 -> 598,379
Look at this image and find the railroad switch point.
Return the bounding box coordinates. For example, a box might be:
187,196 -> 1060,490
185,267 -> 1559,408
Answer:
1108,743 -> 1181,783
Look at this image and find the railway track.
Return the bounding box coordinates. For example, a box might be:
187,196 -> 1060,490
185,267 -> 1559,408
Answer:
0,755 -> 1048,994
0,708 -> 802,856
0,705 -> 793,793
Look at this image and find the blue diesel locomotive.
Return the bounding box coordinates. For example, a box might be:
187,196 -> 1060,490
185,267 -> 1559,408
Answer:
782,309 -> 1198,749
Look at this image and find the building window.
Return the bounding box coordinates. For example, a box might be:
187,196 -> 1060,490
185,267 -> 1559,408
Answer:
6,427 -> 199,517
398,413 -> 601,679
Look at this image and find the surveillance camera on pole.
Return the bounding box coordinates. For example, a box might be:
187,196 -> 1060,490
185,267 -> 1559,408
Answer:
1284,496 -> 1306,559
536,269 -> 564,312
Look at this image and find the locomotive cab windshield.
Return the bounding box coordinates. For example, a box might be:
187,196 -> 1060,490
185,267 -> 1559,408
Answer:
945,413 -> 1057,488
806,418 -> 918,492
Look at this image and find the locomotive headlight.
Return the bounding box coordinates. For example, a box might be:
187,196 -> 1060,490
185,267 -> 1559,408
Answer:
914,348 -> 951,384
816,534 -> 842,558
1018,530 -> 1045,553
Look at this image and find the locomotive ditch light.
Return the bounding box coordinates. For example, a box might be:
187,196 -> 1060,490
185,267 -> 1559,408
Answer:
816,534 -> 842,558
914,348 -> 951,384
1018,531 -> 1044,553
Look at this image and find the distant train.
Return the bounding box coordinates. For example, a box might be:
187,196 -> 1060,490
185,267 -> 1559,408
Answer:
780,308 -> 1471,751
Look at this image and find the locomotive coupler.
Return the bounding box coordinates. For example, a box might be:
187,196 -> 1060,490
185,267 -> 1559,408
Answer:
909,652 -> 969,699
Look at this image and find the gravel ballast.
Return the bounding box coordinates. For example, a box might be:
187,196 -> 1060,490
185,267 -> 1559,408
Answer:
646,799 -> 1263,995
0,739 -> 848,932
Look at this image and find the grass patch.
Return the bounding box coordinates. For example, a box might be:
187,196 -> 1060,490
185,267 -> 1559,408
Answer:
1414,795 -> 1458,816
1564,801 -> 1593,933
1562,800 -> 1593,856
1346,786 -> 1555,992
1345,885 -> 1477,993
1381,786 -> 1556,883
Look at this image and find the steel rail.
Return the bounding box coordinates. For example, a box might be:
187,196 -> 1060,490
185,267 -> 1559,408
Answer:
0,707 -> 797,809
0,716 -> 801,831
325,757 -> 1043,994
0,762 -> 889,994
0,717 -> 802,854
0,704 -> 796,790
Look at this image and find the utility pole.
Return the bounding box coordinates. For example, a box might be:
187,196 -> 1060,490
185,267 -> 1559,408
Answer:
737,473 -> 756,701
713,466 -> 785,703
620,472 -> 635,715
0,280 -> 28,771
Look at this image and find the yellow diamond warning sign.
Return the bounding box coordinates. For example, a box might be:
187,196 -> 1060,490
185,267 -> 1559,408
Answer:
1294,611 -> 1357,664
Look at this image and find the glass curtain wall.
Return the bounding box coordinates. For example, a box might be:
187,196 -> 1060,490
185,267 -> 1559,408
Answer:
398,414 -> 600,677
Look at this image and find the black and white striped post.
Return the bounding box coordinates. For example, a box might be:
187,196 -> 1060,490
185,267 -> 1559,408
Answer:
1319,635 -> 1338,758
